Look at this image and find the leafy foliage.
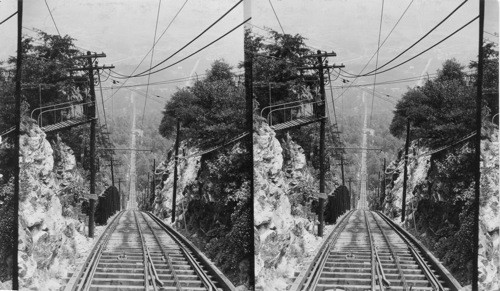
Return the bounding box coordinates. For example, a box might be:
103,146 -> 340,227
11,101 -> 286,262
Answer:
158,60 -> 245,148
390,58 -> 476,147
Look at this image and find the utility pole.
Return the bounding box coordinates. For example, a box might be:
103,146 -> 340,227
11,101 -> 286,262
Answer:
381,158 -> 386,206
401,119 -> 410,223
172,120 -> 181,223
147,173 -> 150,210
340,156 -> 345,186
13,1 -> 23,288
72,52 -> 114,238
348,178 -> 353,209
152,159 -> 156,205
299,51 -> 344,237
118,178 -> 123,210
110,158 -> 115,188
473,1 -> 485,289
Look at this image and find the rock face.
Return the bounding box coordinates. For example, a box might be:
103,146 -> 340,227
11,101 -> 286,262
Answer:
152,143 -> 201,220
383,123 -> 499,289
254,118 -> 322,290
18,119 -> 85,290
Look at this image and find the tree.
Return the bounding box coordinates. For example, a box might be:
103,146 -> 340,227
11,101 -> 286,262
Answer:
390,58 -> 476,147
159,59 -> 245,148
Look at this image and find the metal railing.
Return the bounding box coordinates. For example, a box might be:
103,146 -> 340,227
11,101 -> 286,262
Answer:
260,99 -> 324,126
31,101 -> 94,128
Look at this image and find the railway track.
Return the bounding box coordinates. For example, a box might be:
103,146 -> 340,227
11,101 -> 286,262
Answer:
291,210 -> 462,291
66,210 -> 234,291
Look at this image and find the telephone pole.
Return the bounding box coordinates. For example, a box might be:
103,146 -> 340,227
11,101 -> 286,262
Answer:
172,120 -> 181,223
401,119 -> 411,223
72,52 -> 114,237
300,51 -> 344,237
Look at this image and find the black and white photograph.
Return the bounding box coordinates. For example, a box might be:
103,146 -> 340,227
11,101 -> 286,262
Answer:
0,0 -> 499,290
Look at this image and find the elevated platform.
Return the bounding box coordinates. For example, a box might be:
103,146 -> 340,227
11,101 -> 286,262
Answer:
271,116 -> 325,132
42,117 -> 95,133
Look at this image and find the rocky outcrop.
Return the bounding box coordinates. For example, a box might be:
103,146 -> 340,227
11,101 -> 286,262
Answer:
383,123 -> 499,288
254,118 -> 322,290
152,143 -> 201,221
18,119 -> 86,290
478,125 -> 499,291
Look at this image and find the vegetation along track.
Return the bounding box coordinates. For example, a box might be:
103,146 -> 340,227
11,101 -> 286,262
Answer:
291,210 -> 462,291
66,210 -> 234,291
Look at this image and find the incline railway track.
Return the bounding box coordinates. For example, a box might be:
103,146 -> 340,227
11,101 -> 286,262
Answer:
66,210 -> 234,291
291,210 -> 462,291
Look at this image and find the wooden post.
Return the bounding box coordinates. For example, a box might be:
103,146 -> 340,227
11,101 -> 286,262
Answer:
317,50 -> 326,237
473,1 -> 485,289
172,120 -> 180,223
401,119 -> 410,223
87,51 -> 97,238
13,1 -> 23,288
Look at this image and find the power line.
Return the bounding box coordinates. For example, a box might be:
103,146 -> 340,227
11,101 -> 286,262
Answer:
141,0 -> 163,128
116,17 -> 251,78
357,0 -> 469,77
113,0 -> 243,79
335,0 -> 415,102
0,11 -> 17,26
44,0 -> 61,36
105,0 -> 188,104
267,0 -> 285,35
344,16 -> 479,78
370,0 -> 385,126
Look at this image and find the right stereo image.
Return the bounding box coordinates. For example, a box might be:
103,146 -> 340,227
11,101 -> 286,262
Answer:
250,0 -> 499,290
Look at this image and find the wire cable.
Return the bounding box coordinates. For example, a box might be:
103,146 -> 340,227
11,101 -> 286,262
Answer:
0,11 -> 17,26
335,0 -> 415,102
114,0 -> 243,79
44,0 -> 61,36
370,0 -> 385,126
120,17 -> 251,77
268,0 -> 285,34
141,0 -> 162,128
356,0 -> 469,77
105,0 -> 188,104
346,16 -> 479,78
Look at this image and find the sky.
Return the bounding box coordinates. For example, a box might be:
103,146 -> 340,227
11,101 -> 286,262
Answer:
250,0 -> 499,118
0,0 -> 245,97
0,0 -> 498,118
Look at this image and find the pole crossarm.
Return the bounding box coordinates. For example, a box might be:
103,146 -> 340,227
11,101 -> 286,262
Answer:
73,53 -> 107,59
68,65 -> 115,72
297,64 -> 345,71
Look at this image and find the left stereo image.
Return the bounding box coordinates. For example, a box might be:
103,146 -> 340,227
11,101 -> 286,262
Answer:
0,0 -> 253,290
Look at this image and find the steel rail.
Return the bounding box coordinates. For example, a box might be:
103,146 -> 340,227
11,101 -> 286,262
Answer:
74,211 -> 124,291
376,212 -> 446,291
133,210 -> 151,290
146,212 -> 218,291
363,210 -> 380,291
369,211 -> 408,290
290,210 -> 354,291
139,211 -> 182,290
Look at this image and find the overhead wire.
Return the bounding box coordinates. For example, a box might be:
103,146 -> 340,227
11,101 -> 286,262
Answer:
105,0 -> 189,103
113,0 -> 243,79
370,0 -> 385,126
267,0 -> 285,35
114,17 -> 251,78
343,16 -> 479,78
0,11 -> 17,26
44,0 -> 61,36
141,0 -> 163,128
349,0 -> 470,78
335,0 -> 415,102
